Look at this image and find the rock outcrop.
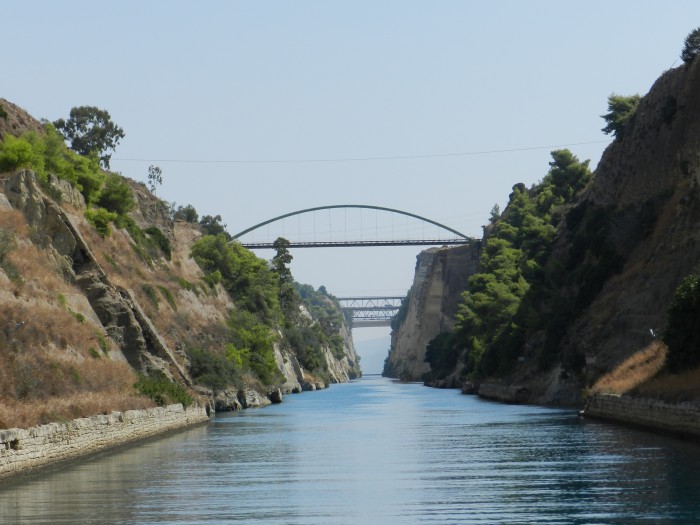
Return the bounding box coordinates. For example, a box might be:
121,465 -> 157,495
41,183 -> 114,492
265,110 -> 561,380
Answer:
384,243 -> 480,381
1,163 -> 360,411
384,59 -> 700,408
3,170 -> 187,382
515,59 -> 700,404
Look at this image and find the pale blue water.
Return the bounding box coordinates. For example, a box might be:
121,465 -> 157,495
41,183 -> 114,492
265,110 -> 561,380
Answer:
2,377 -> 700,524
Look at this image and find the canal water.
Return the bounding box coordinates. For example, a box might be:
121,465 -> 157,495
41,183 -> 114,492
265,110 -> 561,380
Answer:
2,377 -> 700,524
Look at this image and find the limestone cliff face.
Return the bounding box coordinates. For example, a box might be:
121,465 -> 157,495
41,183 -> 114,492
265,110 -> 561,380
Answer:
2,170 -> 189,383
384,243 -> 480,381
1,165 -> 360,417
291,302 -> 360,392
322,315 -> 360,383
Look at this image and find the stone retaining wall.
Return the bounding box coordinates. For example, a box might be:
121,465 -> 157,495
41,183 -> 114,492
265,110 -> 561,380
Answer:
585,393 -> 700,439
0,404 -> 209,480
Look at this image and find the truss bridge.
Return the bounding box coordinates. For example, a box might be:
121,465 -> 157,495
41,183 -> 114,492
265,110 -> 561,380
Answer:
337,296 -> 404,328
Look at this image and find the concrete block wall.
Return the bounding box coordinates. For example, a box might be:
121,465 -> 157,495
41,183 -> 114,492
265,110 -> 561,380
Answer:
585,393 -> 700,438
0,404 -> 209,480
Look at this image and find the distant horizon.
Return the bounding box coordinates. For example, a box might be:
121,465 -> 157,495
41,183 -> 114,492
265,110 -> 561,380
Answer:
353,331 -> 391,374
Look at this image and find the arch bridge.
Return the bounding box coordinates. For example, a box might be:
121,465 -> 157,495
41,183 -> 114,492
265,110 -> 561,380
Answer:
232,204 -> 471,248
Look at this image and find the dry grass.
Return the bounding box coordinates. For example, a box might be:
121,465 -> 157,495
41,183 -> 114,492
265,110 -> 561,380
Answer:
75,215 -> 233,355
633,367 -> 700,402
591,340 -> 700,402
0,210 -> 156,429
591,341 -> 667,395
0,392 -> 155,429
0,206 -> 230,430
0,208 -> 27,232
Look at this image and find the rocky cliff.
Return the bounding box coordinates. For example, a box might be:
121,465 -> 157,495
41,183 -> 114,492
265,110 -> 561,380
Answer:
383,242 -> 480,382
518,58 -> 700,404
384,58 -> 700,406
0,99 -> 360,428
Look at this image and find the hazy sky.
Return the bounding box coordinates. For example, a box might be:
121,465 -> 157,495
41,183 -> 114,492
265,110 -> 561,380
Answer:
4,1 -> 699,348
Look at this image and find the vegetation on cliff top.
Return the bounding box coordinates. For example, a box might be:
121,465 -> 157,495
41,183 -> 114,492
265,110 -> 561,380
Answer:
187,234 -> 352,389
444,149 -> 592,380
420,28 -> 700,395
1,102 -> 356,427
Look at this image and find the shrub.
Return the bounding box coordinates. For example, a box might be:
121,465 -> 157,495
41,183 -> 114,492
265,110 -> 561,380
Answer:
134,374 -> 192,407
663,274 -> 700,372
157,285 -> 177,310
144,226 -> 172,259
178,278 -> 194,291
95,331 -> 109,354
84,208 -> 117,238
284,325 -> 325,372
681,27 -> 700,63
172,204 -> 199,223
0,103 -> 7,119
186,348 -> 236,390
141,284 -> 159,309
96,172 -> 134,215
424,332 -> 458,381
0,229 -> 21,282
0,133 -> 40,173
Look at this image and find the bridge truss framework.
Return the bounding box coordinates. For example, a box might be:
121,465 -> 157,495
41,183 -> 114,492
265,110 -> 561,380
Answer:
337,296 -> 404,328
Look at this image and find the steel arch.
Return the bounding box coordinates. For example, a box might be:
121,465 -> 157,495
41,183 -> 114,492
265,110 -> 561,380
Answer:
231,204 -> 469,241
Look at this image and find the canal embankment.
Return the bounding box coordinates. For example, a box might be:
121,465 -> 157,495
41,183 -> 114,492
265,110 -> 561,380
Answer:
0,403 -> 209,480
584,393 -> 700,440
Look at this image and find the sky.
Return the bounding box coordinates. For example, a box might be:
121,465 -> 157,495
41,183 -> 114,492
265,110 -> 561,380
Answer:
3,1 -> 700,360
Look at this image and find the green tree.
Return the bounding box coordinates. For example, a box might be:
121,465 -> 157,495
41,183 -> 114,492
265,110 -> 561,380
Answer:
53,106 -> 125,168
453,150 -> 592,378
489,203 -> 501,223
272,237 -> 298,316
191,234 -> 279,322
147,164 -> 163,195
663,274 -> 700,372
199,214 -> 231,240
681,27 -> 700,63
601,94 -> 641,138
171,203 -> 199,223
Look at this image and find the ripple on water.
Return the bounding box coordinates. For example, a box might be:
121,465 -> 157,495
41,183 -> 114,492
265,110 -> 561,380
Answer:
2,378 -> 700,524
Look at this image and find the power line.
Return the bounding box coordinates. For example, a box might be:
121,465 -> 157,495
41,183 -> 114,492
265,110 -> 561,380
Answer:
112,139 -> 609,165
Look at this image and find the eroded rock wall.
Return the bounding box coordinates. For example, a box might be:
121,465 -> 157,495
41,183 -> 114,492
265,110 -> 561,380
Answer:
384,243 -> 480,381
3,170 -> 187,382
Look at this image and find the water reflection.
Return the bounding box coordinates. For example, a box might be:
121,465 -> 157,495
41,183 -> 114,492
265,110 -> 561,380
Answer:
1,378 -> 700,524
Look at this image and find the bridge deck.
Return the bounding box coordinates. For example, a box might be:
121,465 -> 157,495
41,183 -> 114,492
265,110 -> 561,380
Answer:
241,239 -> 468,249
